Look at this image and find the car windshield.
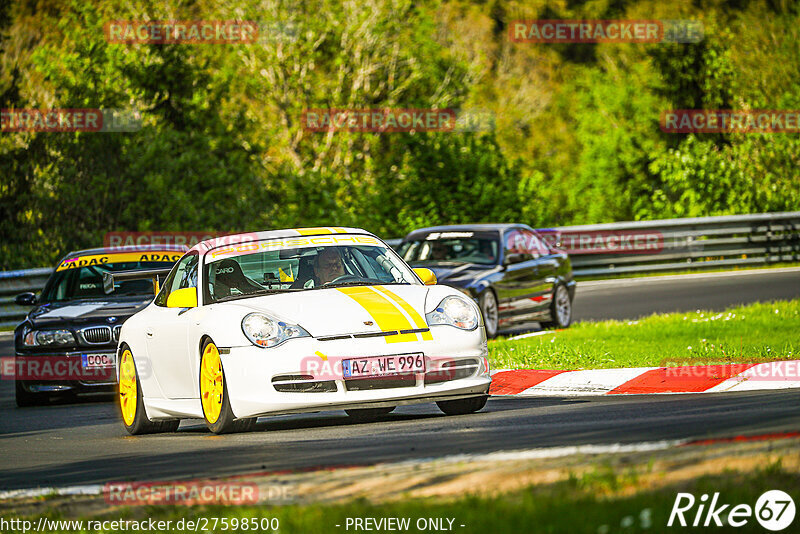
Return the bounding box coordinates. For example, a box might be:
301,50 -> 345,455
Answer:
204,236 -> 419,303
41,260 -> 179,302
399,232 -> 499,265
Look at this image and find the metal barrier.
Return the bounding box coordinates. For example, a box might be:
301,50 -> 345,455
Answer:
544,211 -> 800,278
386,211 -> 800,277
0,268 -> 53,329
2,212 -> 799,329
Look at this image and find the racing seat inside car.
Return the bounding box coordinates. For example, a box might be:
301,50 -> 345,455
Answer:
213,259 -> 264,299
289,257 -> 317,289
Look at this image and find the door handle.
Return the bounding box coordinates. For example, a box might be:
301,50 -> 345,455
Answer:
146,329 -> 154,338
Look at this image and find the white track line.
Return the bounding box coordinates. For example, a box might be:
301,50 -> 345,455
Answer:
0,484 -> 102,500
0,440 -> 684,500
505,330 -> 558,341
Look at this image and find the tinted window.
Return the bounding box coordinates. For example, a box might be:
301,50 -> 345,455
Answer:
399,231 -> 499,265
41,260 -> 178,303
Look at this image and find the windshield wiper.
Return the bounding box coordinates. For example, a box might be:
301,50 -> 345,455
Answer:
319,280 -> 379,289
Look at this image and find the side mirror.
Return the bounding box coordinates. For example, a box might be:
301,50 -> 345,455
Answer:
503,253 -> 527,266
15,292 -> 37,306
166,287 -> 198,308
413,268 -> 437,286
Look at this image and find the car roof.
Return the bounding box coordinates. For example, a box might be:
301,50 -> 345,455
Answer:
402,223 -> 531,240
62,243 -> 189,259
190,227 -> 376,253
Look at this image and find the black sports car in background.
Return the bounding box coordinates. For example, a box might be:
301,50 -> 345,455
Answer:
13,245 -> 185,406
398,224 -> 575,338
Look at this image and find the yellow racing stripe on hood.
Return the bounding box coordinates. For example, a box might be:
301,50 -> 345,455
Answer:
336,287 -> 418,343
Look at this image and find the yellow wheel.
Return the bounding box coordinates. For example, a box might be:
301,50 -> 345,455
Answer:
199,339 -> 256,434
200,343 -> 224,424
119,349 -> 138,426
117,345 -> 180,435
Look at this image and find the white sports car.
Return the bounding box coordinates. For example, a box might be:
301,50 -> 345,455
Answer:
112,227 -> 491,434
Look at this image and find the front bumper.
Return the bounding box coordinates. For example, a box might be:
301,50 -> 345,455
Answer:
13,350 -> 118,393
220,325 -> 491,419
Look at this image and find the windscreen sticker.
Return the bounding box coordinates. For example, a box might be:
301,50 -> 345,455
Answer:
56,252 -> 183,271
36,302 -> 110,319
425,232 -> 474,239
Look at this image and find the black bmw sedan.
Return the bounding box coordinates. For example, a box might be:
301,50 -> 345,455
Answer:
398,224 -> 576,338
12,245 -> 185,406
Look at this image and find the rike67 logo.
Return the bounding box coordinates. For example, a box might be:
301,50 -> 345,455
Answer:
668,490 -> 795,531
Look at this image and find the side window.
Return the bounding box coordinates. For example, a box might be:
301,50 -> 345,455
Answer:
154,252 -> 198,307
504,229 -> 533,263
522,230 -> 549,259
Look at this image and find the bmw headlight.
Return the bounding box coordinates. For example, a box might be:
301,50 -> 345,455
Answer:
23,329 -> 76,347
241,313 -> 310,348
426,296 -> 479,330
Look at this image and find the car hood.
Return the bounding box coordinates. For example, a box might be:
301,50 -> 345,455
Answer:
410,262 -> 500,287
27,297 -> 152,328
222,284 -> 432,338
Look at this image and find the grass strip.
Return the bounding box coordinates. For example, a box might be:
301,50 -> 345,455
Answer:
489,299 -> 799,370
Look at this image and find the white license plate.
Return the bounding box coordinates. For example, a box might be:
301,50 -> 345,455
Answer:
343,353 -> 425,379
82,353 -> 116,369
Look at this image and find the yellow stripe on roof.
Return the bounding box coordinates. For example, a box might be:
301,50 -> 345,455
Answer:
294,227 -> 349,236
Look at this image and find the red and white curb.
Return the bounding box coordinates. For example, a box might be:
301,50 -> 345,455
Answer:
489,361 -> 800,396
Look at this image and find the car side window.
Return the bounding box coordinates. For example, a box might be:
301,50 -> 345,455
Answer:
521,230 -> 549,259
504,229 -> 533,263
154,252 -> 198,307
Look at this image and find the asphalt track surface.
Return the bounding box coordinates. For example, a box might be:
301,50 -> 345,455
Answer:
1,268 -> 799,491
572,267 -> 800,322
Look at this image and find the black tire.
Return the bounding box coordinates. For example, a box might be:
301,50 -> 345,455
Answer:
436,395 -> 488,416
479,290 -> 499,339
541,284 -> 572,329
119,346 -> 180,435
15,380 -> 48,407
200,339 -> 256,434
345,406 -> 395,421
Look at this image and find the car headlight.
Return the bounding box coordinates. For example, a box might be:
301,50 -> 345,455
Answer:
241,313 -> 310,348
23,329 -> 76,347
426,295 -> 479,330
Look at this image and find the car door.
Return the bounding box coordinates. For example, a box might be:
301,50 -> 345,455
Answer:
145,251 -> 200,399
523,229 -> 559,317
494,228 -> 545,325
